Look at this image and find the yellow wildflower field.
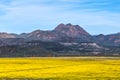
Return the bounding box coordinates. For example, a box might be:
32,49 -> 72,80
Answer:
0,57 -> 120,80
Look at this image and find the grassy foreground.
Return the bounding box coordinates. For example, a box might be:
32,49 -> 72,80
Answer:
0,57 -> 120,80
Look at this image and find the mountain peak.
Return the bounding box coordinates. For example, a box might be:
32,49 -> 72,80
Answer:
54,23 -> 90,37
66,23 -> 72,26
58,23 -> 65,26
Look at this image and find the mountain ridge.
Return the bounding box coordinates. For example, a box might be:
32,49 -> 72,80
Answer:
0,23 -> 120,57
0,23 -> 119,38
0,23 -> 120,46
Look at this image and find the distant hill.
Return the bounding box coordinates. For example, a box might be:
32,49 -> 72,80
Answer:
93,33 -> 120,46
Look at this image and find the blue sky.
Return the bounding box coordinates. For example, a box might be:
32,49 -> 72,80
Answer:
0,0 -> 120,35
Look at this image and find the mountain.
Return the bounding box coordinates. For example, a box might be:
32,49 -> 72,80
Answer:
18,23 -> 91,42
1,23 -> 120,46
0,23 -> 92,46
53,23 -> 90,37
0,23 -> 120,57
25,30 -> 57,41
53,23 -> 91,42
93,33 -> 120,46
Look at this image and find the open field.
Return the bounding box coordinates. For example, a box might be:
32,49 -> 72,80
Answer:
0,57 -> 120,80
